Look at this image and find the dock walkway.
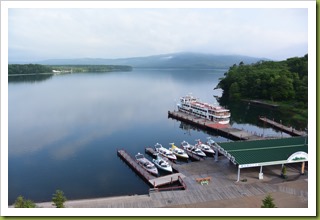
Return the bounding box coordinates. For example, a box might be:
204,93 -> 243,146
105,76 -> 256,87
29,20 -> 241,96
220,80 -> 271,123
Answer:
259,117 -> 307,136
168,111 -> 264,141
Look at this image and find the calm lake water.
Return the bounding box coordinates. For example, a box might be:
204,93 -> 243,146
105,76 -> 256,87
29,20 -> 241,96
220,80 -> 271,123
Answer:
8,68 -> 297,205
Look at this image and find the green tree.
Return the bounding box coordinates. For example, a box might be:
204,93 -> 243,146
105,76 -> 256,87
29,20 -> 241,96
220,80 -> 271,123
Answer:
261,194 -> 277,208
14,195 -> 36,208
52,190 -> 67,208
229,82 -> 241,100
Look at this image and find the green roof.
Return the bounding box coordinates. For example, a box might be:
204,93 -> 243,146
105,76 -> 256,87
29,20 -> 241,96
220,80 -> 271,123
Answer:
218,137 -> 308,168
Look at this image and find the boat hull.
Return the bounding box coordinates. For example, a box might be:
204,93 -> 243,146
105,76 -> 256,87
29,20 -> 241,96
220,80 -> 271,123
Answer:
153,160 -> 173,173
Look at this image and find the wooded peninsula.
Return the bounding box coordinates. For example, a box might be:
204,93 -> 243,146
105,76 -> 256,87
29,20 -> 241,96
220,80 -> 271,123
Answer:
216,54 -> 308,121
8,64 -> 132,75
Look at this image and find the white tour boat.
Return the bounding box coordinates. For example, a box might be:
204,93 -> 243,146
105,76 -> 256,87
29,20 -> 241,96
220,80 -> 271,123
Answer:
169,143 -> 189,159
135,153 -> 158,176
195,139 -> 215,154
181,140 -> 206,157
152,154 -> 173,173
177,94 -> 230,124
154,143 -> 177,160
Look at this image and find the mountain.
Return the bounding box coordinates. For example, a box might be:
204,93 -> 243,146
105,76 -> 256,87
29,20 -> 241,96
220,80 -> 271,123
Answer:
36,52 -> 269,69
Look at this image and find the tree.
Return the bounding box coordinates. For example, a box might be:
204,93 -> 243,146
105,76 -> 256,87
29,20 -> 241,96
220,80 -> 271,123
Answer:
14,195 -> 36,208
52,190 -> 67,208
261,194 -> 277,208
229,82 -> 241,100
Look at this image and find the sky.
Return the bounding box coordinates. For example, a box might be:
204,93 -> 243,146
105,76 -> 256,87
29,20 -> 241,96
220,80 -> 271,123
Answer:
8,7 -> 308,62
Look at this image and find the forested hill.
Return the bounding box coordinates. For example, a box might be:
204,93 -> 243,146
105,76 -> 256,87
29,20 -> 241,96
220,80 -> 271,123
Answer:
216,54 -> 308,108
37,52 -> 268,69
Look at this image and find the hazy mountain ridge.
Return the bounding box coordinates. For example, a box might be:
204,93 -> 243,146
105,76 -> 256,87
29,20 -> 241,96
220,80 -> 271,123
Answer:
36,52 -> 269,69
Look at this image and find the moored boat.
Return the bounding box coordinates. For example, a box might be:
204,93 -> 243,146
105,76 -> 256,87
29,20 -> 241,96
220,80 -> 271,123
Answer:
154,143 -> 177,160
152,154 -> 173,173
169,143 -> 189,159
206,137 -> 216,147
177,94 -> 230,124
135,153 -> 158,176
181,140 -> 206,157
195,139 -> 215,154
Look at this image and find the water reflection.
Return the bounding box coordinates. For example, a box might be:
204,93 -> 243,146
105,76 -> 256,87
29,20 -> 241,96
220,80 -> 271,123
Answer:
219,98 -> 307,130
8,74 -> 53,83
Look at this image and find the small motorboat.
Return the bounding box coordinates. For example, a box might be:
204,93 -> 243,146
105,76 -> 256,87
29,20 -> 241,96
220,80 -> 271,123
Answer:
154,143 -> 177,160
169,143 -> 189,159
206,137 -> 216,147
152,154 -> 173,173
181,140 -> 206,157
195,139 -> 215,154
135,153 -> 158,176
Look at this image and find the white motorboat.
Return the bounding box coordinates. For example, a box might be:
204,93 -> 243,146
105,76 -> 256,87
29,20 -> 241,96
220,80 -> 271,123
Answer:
206,137 -> 216,147
169,143 -> 189,159
181,140 -> 206,157
195,139 -> 215,154
152,154 -> 173,173
154,143 -> 177,160
135,153 -> 158,176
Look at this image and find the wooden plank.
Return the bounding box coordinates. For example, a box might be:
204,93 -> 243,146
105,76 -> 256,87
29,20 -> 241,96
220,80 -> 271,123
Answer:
149,173 -> 185,187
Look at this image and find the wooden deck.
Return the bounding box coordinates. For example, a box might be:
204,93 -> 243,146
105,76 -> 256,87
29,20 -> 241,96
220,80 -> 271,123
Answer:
35,157 -> 308,208
117,149 -> 186,187
149,173 -> 185,187
168,111 -> 264,140
259,117 -> 307,136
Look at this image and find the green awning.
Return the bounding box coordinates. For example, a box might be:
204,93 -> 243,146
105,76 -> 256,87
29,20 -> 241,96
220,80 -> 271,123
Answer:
218,136 -> 308,168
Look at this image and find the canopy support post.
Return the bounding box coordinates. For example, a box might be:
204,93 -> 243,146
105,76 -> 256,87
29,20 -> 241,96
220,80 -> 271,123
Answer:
214,148 -> 218,162
301,161 -> 305,175
237,166 -> 240,182
259,166 -> 263,179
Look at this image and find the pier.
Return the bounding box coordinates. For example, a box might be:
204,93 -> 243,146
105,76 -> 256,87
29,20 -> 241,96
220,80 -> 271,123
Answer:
117,149 -> 186,188
243,99 -> 279,108
168,110 -> 264,141
259,116 -> 307,136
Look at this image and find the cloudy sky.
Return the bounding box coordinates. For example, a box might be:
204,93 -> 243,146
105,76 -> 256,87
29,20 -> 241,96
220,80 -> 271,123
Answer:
8,7 -> 308,62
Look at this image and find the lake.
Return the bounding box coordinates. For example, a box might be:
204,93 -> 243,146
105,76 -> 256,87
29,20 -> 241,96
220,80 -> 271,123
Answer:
8,68 -> 293,205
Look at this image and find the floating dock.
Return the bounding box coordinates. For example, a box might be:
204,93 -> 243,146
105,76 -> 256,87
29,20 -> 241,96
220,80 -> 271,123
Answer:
117,149 -> 186,188
168,111 -> 264,141
259,117 -> 307,136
